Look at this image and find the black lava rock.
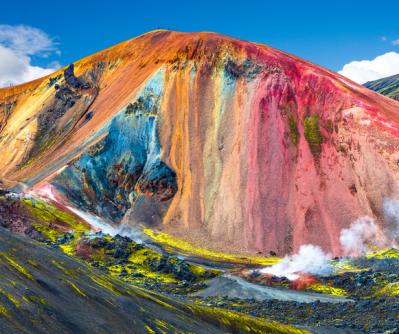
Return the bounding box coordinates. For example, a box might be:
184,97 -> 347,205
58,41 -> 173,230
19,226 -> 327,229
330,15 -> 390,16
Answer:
57,233 -> 74,244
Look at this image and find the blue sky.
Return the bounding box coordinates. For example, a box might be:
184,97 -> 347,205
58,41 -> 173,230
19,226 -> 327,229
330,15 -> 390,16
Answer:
0,0 -> 399,86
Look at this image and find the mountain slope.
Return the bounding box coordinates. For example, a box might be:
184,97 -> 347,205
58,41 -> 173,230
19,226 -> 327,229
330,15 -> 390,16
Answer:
364,73 -> 399,101
0,226 -> 307,334
1,30 -> 399,256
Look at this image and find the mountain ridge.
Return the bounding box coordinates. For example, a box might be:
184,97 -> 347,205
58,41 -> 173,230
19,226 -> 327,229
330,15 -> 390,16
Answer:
364,73 -> 399,101
1,30 -> 399,256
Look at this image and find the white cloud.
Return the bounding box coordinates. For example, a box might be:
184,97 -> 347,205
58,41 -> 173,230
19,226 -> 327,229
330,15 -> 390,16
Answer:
393,39 -> 399,46
338,51 -> 399,84
0,25 -> 60,87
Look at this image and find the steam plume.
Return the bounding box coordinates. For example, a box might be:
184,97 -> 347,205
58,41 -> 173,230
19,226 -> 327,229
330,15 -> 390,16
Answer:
383,198 -> 399,245
67,206 -> 145,242
260,244 -> 333,280
339,216 -> 380,256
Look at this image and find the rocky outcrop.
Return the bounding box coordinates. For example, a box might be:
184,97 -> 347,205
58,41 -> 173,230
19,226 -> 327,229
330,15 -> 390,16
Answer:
51,69 -> 177,222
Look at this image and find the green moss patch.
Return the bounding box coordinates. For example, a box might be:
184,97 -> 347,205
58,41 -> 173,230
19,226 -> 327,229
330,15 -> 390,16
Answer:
303,114 -> 323,156
288,114 -> 299,145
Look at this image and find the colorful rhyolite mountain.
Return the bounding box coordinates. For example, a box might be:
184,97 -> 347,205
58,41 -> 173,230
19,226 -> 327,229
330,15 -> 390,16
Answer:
364,73 -> 399,101
1,30 -> 399,256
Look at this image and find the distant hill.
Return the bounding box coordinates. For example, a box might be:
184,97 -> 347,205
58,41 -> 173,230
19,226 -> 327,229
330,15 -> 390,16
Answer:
364,74 -> 399,101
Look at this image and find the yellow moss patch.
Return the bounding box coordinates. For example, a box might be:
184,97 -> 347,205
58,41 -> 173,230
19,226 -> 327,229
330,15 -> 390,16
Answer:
27,259 -> 39,268
189,263 -> 208,276
143,229 -> 279,266
145,325 -> 156,334
375,282 -> 399,296
67,280 -> 86,298
27,294 -> 47,305
0,253 -> 33,280
154,318 -> 168,329
50,260 -> 71,275
143,270 -> 177,283
113,282 -> 309,333
188,305 -> 310,334
60,242 -> 77,256
367,248 -> 399,260
23,198 -> 89,234
127,247 -> 214,283
0,288 -> 20,308
333,260 -> 365,274
90,276 -> 123,295
107,264 -> 125,275
128,247 -> 159,264
32,222 -> 64,242
0,304 -> 9,317
7,280 -> 17,288
126,248 -> 176,283
308,283 -> 348,297
134,287 -> 178,311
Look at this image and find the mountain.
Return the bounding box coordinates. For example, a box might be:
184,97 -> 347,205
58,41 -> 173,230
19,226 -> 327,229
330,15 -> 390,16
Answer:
1,30 -> 399,256
364,74 -> 399,101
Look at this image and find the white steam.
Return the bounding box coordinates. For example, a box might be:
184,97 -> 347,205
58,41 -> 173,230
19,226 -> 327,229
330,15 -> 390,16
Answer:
339,216 -> 380,256
383,198 -> 399,245
259,202 -> 399,280
339,198 -> 399,256
260,244 -> 334,280
66,206 -> 145,243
